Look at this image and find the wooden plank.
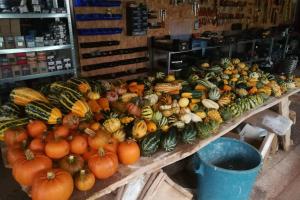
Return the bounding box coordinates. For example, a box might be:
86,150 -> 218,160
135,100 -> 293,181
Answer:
70,89 -> 300,200
259,133 -> 276,160
80,63 -> 148,77
278,97 -> 292,151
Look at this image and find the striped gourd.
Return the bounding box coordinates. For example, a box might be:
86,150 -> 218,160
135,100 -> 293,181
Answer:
196,79 -> 217,89
140,131 -> 161,156
0,102 -> 22,117
67,78 -> 91,94
25,101 -> 62,124
161,127 -> 178,152
10,87 -> 49,106
158,116 -> 168,128
50,81 -> 83,99
208,88 -> 221,100
141,106 -> 153,120
0,118 -> 29,139
181,123 -> 197,144
59,91 -> 93,119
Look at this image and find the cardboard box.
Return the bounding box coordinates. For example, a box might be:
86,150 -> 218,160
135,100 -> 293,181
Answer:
0,19 -> 11,36
10,19 -> 21,36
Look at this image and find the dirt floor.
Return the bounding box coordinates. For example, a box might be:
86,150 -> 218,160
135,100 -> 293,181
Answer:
1,100 -> 300,200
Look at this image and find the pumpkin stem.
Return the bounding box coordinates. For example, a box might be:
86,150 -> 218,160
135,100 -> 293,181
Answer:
84,128 -> 96,137
24,149 -> 35,160
98,148 -> 105,157
68,155 -> 76,164
47,171 -> 55,180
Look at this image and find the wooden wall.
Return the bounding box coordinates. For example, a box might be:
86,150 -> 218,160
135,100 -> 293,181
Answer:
74,0 -> 296,79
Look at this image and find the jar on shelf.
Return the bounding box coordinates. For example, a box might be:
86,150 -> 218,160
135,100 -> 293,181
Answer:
21,65 -> 31,76
38,61 -> 48,73
12,65 -> 22,77
2,64 -> 13,78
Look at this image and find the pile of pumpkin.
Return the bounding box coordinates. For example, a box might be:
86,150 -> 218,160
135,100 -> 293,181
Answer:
0,57 -> 298,200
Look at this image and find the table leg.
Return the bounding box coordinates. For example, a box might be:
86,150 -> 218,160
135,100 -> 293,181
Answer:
278,97 -> 292,151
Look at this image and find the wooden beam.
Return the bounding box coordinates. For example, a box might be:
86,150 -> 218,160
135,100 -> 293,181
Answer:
278,97 -> 292,151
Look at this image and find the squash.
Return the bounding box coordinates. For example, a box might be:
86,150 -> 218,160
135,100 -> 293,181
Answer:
181,123 -> 197,144
97,98 -> 110,112
67,78 -> 91,94
88,148 -> 118,179
208,88 -> 221,100
202,99 -> 219,110
132,120 -> 147,139
146,121 -> 157,133
218,96 -> 231,107
223,85 -> 232,92
112,129 -> 126,142
154,83 -> 182,94
158,116 -> 168,128
161,127 -> 178,152
180,113 -> 192,124
144,94 -> 159,106
0,118 -> 29,139
165,74 -> 176,82
106,91 -> 118,102
248,87 -> 258,94
0,102 -> 22,117
236,88 -> 248,97
196,79 -> 217,89
25,101 -> 62,124
60,91 -> 93,119
140,131 -> 161,156
196,120 -> 219,139
103,118 -> 121,133
13,149 -> 53,186
75,170 -> 95,191
141,106 -> 153,120
207,110 -> 223,123
152,111 -> 163,123
195,84 -> 207,91
181,91 -> 203,99
126,103 -> 141,117
195,111 -> 207,119
118,140 -> 140,165
87,81 -> 102,100
50,81 -> 83,99
87,100 -> 101,113
178,98 -> 189,108
31,168 -> 74,200
128,82 -> 144,96
159,94 -> 173,105
10,87 -> 49,106
121,93 -> 138,103
59,154 -> 84,175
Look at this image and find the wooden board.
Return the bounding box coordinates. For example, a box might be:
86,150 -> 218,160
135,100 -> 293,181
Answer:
70,88 -> 300,200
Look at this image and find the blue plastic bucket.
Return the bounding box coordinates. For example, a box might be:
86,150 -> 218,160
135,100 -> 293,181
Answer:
194,137 -> 262,200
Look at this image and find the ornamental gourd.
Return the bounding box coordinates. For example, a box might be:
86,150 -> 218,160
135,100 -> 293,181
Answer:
161,127 -> 178,152
10,87 -> 49,106
202,99 -> 220,110
182,123 -> 197,144
67,78 -> 91,94
103,118 -> 121,133
140,131 -> 161,156
144,94 -> 158,106
75,170 -> 95,191
25,101 -> 62,124
152,111 -> 163,123
208,88 -> 221,101
141,106 -> 153,120
132,120 -> 147,139
59,91 -> 93,119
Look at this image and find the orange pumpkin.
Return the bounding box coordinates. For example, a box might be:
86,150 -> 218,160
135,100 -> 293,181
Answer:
27,120 -> 47,138
53,125 -> 70,138
12,149 -> 52,186
87,129 -> 110,150
117,140 -> 140,165
88,148 -> 118,179
88,100 -> 102,113
31,168 -> 74,200
29,138 -> 45,152
4,128 -> 28,147
69,135 -> 88,155
90,122 -> 101,131
45,132 -> 54,143
103,138 -> 119,153
7,146 -> 24,166
97,98 -> 110,112
45,139 -> 70,159
82,147 -> 97,161
75,170 -> 96,191
62,113 -> 80,130
59,154 -> 84,175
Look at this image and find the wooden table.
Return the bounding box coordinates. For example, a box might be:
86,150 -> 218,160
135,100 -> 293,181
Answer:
71,88 -> 300,200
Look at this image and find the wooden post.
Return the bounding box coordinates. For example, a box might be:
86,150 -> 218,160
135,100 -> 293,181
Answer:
278,97 -> 292,151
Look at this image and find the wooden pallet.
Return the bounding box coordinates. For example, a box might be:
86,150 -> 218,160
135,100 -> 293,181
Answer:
70,88 -> 300,200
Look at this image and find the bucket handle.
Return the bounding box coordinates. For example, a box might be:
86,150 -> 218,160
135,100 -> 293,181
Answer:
195,162 -> 204,176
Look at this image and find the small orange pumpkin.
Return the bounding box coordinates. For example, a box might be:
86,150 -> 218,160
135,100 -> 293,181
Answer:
27,120 -> 47,138
97,98 -> 110,112
75,169 -> 96,191
45,139 -> 70,159
117,140 -> 140,165
88,100 -> 102,113
4,128 -> 28,147
146,121 -> 157,133
29,138 -> 45,152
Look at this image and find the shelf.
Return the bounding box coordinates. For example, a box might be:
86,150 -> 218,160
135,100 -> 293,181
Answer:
0,13 -> 68,19
0,45 -> 71,54
0,69 -> 74,84
70,88 -> 300,200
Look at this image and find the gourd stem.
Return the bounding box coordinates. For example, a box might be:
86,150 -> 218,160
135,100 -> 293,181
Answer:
68,155 -> 75,164
25,149 -> 34,160
47,172 -> 55,180
98,148 -> 105,157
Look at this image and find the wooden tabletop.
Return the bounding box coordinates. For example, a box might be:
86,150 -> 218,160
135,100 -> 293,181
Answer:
71,88 -> 300,200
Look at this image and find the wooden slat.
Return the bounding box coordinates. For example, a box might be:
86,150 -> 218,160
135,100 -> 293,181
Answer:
70,88 -> 300,200
74,7 -> 122,14
80,63 -> 148,77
